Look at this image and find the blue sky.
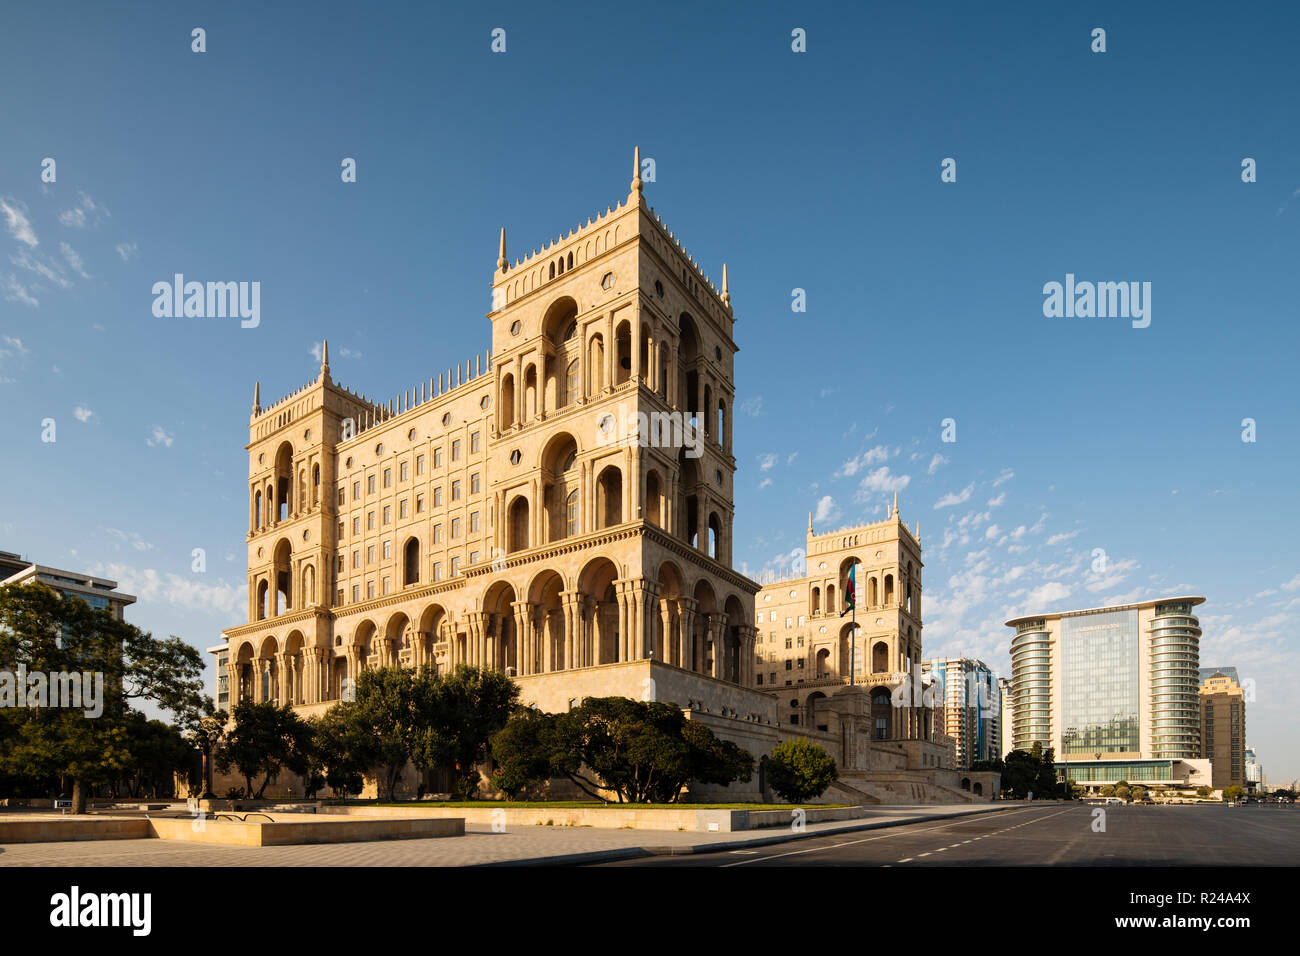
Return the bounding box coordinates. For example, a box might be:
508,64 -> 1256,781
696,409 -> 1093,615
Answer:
1,2 -> 1297,781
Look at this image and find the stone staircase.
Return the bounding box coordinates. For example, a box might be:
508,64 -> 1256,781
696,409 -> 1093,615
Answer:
834,772 -> 981,806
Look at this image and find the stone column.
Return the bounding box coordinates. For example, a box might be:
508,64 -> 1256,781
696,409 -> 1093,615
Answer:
616,582 -> 631,662
561,592 -> 581,670
659,598 -> 675,666
707,614 -> 723,679
511,602 -> 532,676
226,661 -> 240,707
677,598 -> 698,673
582,596 -> 596,667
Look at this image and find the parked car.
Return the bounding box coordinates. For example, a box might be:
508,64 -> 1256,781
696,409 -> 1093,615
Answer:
1105,797 -> 1124,805
1139,797 -> 1155,805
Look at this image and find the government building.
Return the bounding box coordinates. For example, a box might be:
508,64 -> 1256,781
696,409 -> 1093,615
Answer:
1005,596 -> 1212,792
215,151 -> 986,804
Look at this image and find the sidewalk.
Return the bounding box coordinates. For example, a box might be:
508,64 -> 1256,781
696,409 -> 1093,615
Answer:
0,803 -> 1024,867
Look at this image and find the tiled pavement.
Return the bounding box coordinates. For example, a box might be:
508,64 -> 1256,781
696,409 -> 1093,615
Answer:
0,804 -> 1017,866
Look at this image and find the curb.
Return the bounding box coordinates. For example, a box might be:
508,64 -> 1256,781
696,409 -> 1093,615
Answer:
477,803 -> 1026,866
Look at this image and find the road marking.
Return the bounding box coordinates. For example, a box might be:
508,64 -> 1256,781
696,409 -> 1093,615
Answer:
897,857 -> 913,863
718,806 -> 1045,868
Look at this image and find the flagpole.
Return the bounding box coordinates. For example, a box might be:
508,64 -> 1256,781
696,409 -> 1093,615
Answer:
849,557 -> 857,687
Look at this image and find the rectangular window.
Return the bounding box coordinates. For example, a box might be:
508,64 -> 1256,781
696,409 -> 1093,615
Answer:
757,675 -> 763,686
367,582 -> 375,599
450,557 -> 460,577
452,480 -> 461,501
335,588 -> 344,606
336,555 -> 344,573
353,517 -> 361,535
383,468 -> 391,489
399,499 -> 409,519
353,481 -> 360,500
470,511 -> 481,533
785,660 -> 792,670
367,475 -> 376,494
470,551 -> 479,564
434,487 -> 443,507
433,447 -> 443,468
785,617 -> 793,628
470,432 -> 481,453
470,473 -> 481,495
383,505 -> 391,524
400,461 -> 409,482
338,521 -> 345,538
451,517 -> 461,538
433,524 -> 442,543
367,511 -> 375,530
352,585 -> 360,603
337,489 -> 345,506
352,550 -> 359,569
416,455 -> 425,475
452,439 -> 462,461
785,638 -> 792,649
382,577 -> 390,595
432,562 -> 442,582
416,494 -> 425,514
366,545 -> 374,565
383,540 -> 391,560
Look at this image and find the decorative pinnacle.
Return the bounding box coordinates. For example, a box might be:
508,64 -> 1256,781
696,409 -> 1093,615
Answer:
722,263 -> 731,306
631,145 -> 642,195
893,491 -> 899,517
497,227 -> 508,271
253,381 -> 261,414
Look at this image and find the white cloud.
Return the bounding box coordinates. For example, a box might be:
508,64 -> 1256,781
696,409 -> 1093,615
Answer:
115,241 -> 139,261
934,483 -> 974,509
59,241 -> 90,279
58,191 -> 109,229
1046,530 -> 1081,546
738,396 -> 763,417
993,468 -> 1014,487
857,466 -> 910,496
1,274 -> 38,306
91,562 -> 242,616
837,445 -> 895,478
758,453 -> 778,472
987,492 -> 1005,508
10,247 -> 70,288
73,405 -> 94,422
104,528 -> 154,552
0,197 -> 38,247
146,425 -> 174,447
927,453 -> 949,475
758,477 -> 772,489
985,524 -> 1001,540
813,495 -> 838,523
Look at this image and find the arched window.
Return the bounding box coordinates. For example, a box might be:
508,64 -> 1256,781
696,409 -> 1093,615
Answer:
869,576 -> 878,606
566,359 -> 579,404
508,497 -> 530,553
254,490 -> 262,530
256,579 -> 268,620
567,252 -> 573,271
884,574 -> 895,605
500,374 -> 515,429
404,538 -> 420,586
312,465 -> 320,507
565,489 -> 579,537
645,471 -> 661,527
549,262 -> 555,280
811,587 -> 821,614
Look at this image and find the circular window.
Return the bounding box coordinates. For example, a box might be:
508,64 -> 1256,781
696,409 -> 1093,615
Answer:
714,346 -> 722,361
480,396 -> 491,410
509,449 -> 522,465
304,429 -> 312,441
345,456 -> 353,468
442,413 -> 452,426
375,443 -> 384,455
654,280 -> 664,298
407,428 -> 417,441
601,272 -> 614,290
510,320 -> 522,336
789,589 -> 797,598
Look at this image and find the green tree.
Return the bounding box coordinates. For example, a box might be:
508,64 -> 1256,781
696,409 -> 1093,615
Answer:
490,697 -> 753,803
351,666 -> 422,801
1099,785 -> 1116,797
412,664 -> 519,800
306,702 -> 374,798
763,738 -> 838,803
1196,786 -> 1213,798
1114,784 -> 1132,802
0,581 -> 206,812
1131,786 -> 1147,802
1222,785 -> 1244,803
216,700 -> 313,798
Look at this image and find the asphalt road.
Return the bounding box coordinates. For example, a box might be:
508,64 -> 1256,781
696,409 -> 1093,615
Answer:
595,804 -> 1300,867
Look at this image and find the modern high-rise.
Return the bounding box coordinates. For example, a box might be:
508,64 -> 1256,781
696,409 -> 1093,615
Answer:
1200,670 -> 1246,790
922,657 -> 999,768
0,550 -> 136,620
1244,747 -> 1262,792
1005,596 -> 1211,789
998,676 -> 1014,757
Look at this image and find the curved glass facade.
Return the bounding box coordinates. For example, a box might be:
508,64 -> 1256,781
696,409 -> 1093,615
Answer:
1149,603 -> 1201,758
1011,622 -> 1052,750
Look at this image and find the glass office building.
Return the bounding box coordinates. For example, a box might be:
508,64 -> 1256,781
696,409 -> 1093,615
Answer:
1006,596 -> 1206,785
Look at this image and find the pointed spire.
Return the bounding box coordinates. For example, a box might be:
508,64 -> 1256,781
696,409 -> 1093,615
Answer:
722,263 -> 731,306
893,491 -> 899,517
808,510 -> 813,533
252,381 -> 261,414
630,145 -> 642,196
497,227 -> 508,271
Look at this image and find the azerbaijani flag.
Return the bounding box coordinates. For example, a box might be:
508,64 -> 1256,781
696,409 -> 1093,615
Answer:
841,562 -> 856,617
